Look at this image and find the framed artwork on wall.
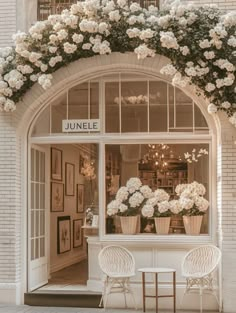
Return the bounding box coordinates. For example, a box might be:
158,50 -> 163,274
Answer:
51,182 -> 64,212
57,216 -> 71,254
73,219 -> 83,248
65,162 -> 75,196
77,184 -> 84,213
51,147 -> 63,181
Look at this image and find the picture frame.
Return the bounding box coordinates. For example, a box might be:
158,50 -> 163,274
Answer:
73,219 -> 83,248
77,184 -> 84,213
51,182 -> 64,212
51,147 -> 63,181
57,216 -> 71,254
65,162 -> 75,196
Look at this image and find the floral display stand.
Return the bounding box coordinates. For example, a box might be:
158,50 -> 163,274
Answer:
183,215 -> 203,235
154,217 -> 171,235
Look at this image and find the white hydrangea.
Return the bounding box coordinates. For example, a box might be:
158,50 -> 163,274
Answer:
208,103 -> 218,114
199,39 -> 211,49
221,101 -> 231,109
172,72 -> 188,88
118,203 -> 128,213
205,83 -> 216,92
126,28 -> 141,39
108,10 -> 121,22
227,36 -> 236,48
195,196 -> 209,212
140,185 -> 153,199
142,204 -> 154,218
139,29 -> 155,40
128,191 -> 144,208
72,33 -> 84,44
64,42 -> 77,54
221,11 -> 236,27
160,64 -> 177,76
180,46 -> 190,56
107,199 -> 120,216
180,197 -> 194,210
134,44 -> 155,59
229,113 -> 236,127
38,74 -> 53,90
82,43 -> 92,50
158,201 -> 170,213
126,177 -> 142,194
169,200 -> 182,214
79,20 -> 98,33
116,186 -> 129,202
154,189 -> 170,202
49,56 -> 62,67
158,15 -> 171,28
160,31 -> 179,50
146,197 -> 158,207
130,2 -> 141,12
204,51 -> 215,60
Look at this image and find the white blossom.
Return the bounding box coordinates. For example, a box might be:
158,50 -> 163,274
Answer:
128,191 -> 144,208
208,103 -> 218,114
72,33 -> 84,44
126,177 -> 142,194
116,186 -> 129,202
38,74 -> 53,90
108,10 -> 121,22
221,101 -> 231,109
160,31 -> 179,50
142,204 -> 154,218
134,44 -> 155,59
140,185 -> 153,198
64,42 -> 77,54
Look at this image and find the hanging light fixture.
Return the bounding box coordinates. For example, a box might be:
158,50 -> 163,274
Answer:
139,144 -> 171,170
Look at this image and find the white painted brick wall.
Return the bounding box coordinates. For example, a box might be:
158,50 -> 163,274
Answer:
0,0 -> 16,47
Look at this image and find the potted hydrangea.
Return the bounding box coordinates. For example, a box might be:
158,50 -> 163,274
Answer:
175,181 -> 209,235
107,177 -> 153,234
141,189 -> 171,234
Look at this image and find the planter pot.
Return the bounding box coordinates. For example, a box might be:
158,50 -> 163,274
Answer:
154,217 -> 171,235
120,216 -> 139,235
183,215 -> 203,235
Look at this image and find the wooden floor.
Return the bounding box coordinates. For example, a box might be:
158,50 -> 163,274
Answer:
37,259 -> 88,291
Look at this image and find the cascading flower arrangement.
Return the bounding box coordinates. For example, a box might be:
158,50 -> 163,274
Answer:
141,188 -> 171,218
107,177 -> 153,216
175,181 -> 209,216
0,0 -> 235,128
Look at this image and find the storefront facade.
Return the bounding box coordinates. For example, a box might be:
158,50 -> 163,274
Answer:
0,1 -> 236,312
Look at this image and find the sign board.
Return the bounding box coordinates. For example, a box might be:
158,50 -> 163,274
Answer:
62,119 -> 100,132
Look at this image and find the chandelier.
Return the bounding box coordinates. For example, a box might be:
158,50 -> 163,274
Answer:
139,144 -> 171,170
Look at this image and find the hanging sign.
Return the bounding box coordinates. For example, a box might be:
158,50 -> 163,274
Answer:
62,119 -> 100,132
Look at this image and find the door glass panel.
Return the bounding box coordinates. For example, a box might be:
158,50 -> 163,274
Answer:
35,239 -> 39,259
40,211 -> 45,236
31,149 -> 35,180
40,152 -> 45,182
36,184 -> 40,210
31,183 -> 35,209
40,238 -> 45,258
31,211 -> 35,238
31,239 -> 34,261
36,150 -> 40,181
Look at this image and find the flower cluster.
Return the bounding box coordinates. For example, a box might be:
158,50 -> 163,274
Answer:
107,177 -> 153,216
184,148 -> 208,163
81,156 -> 96,180
0,0 -> 235,128
141,188 -> 171,218
174,181 -> 209,216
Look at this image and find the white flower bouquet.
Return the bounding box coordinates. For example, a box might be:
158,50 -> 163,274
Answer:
141,188 -> 172,218
107,177 -> 153,216
175,181 -> 209,216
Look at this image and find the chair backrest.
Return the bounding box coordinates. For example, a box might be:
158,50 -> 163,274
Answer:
182,245 -> 221,277
98,245 -> 135,277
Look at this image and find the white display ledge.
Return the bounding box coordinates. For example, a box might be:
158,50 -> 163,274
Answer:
88,234 -> 215,247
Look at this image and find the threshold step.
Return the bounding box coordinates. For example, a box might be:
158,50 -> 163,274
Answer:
24,291 -> 102,308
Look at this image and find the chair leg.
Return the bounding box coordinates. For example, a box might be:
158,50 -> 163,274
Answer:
126,278 -> 137,310
199,286 -> 203,313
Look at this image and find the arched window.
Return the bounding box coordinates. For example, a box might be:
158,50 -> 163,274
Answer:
31,72 -> 211,236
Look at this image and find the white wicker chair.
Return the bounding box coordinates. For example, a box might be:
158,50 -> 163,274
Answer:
98,245 -> 136,309
181,245 -> 222,313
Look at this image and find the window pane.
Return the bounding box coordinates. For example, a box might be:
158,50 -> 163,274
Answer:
194,104 -> 208,128
68,82 -> 88,119
31,239 -> 34,261
40,238 -> 45,258
40,211 -> 45,236
40,184 -> 45,209
51,93 -> 67,133
90,82 -> 99,119
40,152 -> 45,182
105,82 -> 120,133
105,143 -> 209,235
31,106 -> 50,136
31,149 -> 35,180
149,81 -> 167,132
176,89 -> 193,128
121,81 -> 148,132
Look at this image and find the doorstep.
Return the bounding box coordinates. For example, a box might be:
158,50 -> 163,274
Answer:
24,290 -> 102,308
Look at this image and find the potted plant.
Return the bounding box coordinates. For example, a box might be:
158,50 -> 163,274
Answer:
107,177 -> 153,234
141,189 -> 171,235
175,181 -> 209,235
